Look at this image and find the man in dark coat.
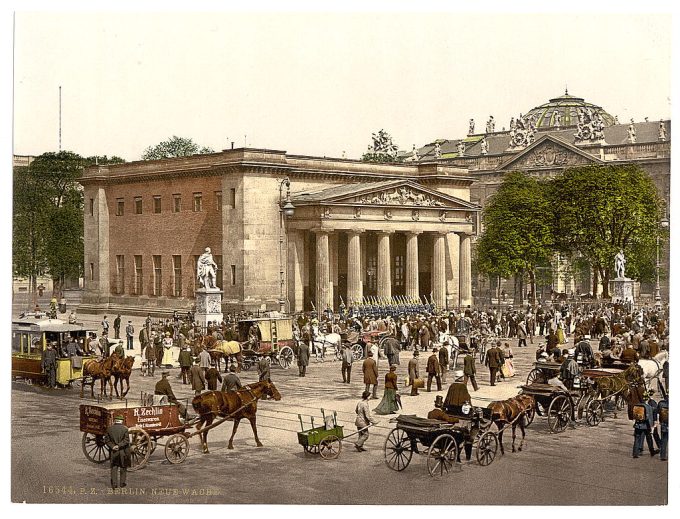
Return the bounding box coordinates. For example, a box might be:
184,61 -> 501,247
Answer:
206,362 -> 223,390
341,344 -> 354,383
155,371 -> 187,418
297,340 -> 310,377
41,342 -> 58,388
382,336 -> 400,367
189,358 -> 206,396
178,346 -> 193,384
418,323 -> 430,352
363,351 -> 379,399
439,345 -> 450,383
408,350 -> 420,396
105,415 -> 130,489
221,365 -> 243,392
426,347 -> 442,392
463,349 -> 479,391
113,314 -> 122,340
257,356 -> 271,382
144,340 -> 156,377
484,340 -> 504,386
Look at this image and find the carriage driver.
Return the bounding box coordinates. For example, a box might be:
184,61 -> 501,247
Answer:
154,371 -> 189,420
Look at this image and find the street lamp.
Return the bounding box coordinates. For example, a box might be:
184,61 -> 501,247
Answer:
278,178 -> 295,313
654,210 -> 669,309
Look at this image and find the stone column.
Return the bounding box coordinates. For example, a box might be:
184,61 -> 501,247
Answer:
347,230 -> 363,305
315,230 -> 332,311
329,232 -> 338,308
445,232 -> 460,308
287,231 -> 305,313
459,233 -> 473,307
377,232 -> 392,301
432,232 -> 446,309
405,231 -> 420,301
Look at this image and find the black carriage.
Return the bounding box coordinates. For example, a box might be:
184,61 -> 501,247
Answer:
519,383 -> 598,432
525,361 -> 562,385
383,409 -> 499,477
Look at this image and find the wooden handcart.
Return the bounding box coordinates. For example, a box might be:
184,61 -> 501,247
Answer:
297,409 -> 345,460
383,410 -> 499,477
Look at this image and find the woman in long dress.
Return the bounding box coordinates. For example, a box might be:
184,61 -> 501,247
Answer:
502,343 -> 515,378
161,332 -> 175,367
556,321 -> 567,345
374,365 -> 400,415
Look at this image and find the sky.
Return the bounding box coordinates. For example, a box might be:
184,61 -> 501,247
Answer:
10,8 -> 673,162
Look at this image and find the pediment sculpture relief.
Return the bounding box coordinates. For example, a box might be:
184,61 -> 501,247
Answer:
358,187 -> 445,207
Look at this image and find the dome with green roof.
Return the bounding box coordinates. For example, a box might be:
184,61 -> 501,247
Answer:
524,89 -> 616,129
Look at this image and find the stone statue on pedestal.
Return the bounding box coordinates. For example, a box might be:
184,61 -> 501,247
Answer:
486,116 -> 495,134
480,137 -> 488,155
197,247 -> 218,289
434,142 -> 441,159
614,250 -> 626,279
457,141 -> 465,156
659,121 -> 667,142
627,120 -> 636,144
468,119 -> 475,136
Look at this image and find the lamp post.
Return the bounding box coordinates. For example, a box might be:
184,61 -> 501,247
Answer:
654,211 -> 669,309
278,178 -> 295,313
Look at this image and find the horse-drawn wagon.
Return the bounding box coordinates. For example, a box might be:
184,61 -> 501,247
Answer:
518,383 -> 594,432
383,408 -> 499,476
236,317 -> 296,370
12,317 -> 97,387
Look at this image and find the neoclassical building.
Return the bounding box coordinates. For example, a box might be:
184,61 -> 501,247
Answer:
408,90 -> 671,302
79,151 -> 480,315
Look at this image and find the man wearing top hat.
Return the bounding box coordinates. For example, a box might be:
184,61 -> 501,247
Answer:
105,415 -> 131,489
408,350 -> 420,396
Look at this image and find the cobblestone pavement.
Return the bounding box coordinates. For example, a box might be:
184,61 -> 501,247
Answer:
11,317 -> 667,505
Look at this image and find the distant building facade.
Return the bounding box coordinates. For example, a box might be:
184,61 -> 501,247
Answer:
79,150 -> 479,315
407,91 -> 671,304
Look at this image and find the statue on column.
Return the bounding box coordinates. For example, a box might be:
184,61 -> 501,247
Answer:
197,247 -> 218,289
468,119 -> 475,136
434,142 -> 441,159
457,140 -> 465,156
627,120 -> 636,143
659,120 -> 667,142
486,116 -> 495,134
614,250 -> 626,279
480,137 -> 488,155
411,144 -> 419,162
553,110 -> 562,129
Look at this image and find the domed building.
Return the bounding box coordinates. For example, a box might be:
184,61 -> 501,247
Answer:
408,90 -> 670,305
524,89 -> 616,129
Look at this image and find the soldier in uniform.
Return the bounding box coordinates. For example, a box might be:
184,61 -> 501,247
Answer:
105,415 -> 130,489
41,341 -> 58,388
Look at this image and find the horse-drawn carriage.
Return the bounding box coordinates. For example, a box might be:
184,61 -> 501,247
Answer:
384,407 -> 499,477
236,317 -> 296,370
12,317 -> 97,387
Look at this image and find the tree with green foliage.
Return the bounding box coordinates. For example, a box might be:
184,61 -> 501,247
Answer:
361,129 -> 401,163
141,136 -> 214,160
549,165 -> 664,298
13,151 -> 125,299
475,171 -> 555,305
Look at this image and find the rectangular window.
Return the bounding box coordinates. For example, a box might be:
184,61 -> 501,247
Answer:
134,197 -> 143,215
173,194 -> 181,213
215,191 -> 222,211
116,199 -> 124,216
231,265 -> 236,286
116,255 -> 125,295
89,198 -> 94,216
172,255 -> 182,297
229,188 -> 236,208
153,195 -> 162,214
134,255 -> 143,295
89,262 -> 95,281
215,255 -> 223,290
153,255 -> 162,296
193,192 -> 202,212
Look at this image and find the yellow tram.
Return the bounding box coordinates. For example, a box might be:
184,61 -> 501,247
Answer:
11,317 -> 97,386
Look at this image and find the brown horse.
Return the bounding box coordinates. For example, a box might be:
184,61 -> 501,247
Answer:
112,356 -> 135,398
487,394 -> 535,454
208,340 -> 245,373
191,381 -> 281,453
80,353 -> 119,399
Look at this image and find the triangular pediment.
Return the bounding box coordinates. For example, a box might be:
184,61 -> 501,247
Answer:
497,134 -> 603,171
292,180 -> 479,211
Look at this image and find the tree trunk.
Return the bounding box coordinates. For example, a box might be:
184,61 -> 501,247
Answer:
528,269 -> 537,307
592,267 -> 599,298
601,269 -> 610,299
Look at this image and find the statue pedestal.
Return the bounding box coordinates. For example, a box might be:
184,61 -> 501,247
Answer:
195,288 -> 224,327
610,277 -> 635,305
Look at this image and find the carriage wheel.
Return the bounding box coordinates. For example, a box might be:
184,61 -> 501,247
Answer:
164,434 -> 190,464
523,406 -> 536,426
427,434 -> 459,477
526,369 -> 545,385
82,432 -> 110,464
585,399 -> 604,427
278,346 -> 294,370
575,392 -> 591,420
303,444 -> 320,455
128,427 -> 151,471
476,431 -> 499,466
242,359 -> 253,371
351,344 -> 364,362
547,395 -> 572,433
384,428 -> 413,472
319,435 -> 342,460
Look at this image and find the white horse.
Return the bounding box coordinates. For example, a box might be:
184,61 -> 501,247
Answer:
638,350 -> 669,387
311,325 -> 342,361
